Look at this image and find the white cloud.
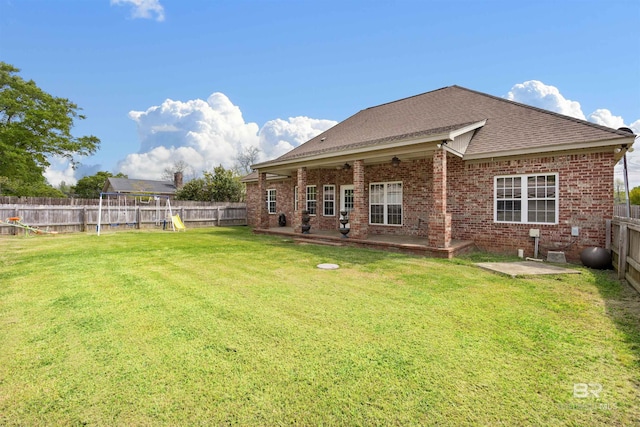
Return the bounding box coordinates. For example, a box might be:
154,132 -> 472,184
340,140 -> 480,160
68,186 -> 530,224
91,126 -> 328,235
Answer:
111,0 -> 165,22
44,159 -> 102,187
44,159 -> 78,187
588,109 -> 626,129
117,93 -> 336,179
506,80 -> 586,120
507,80 -> 640,190
259,116 -> 337,160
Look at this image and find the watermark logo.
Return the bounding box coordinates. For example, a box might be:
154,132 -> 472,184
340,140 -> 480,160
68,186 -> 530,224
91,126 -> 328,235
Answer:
558,383 -> 616,411
573,383 -> 602,399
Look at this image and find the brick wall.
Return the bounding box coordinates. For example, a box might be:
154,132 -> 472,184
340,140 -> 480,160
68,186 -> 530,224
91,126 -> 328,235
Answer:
246,150 -> 615,260
447,151 -> 615,260
246,176 -> 295,229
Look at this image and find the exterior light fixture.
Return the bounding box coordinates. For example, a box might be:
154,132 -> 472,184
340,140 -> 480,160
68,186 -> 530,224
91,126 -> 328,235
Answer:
391,156 -> 401,167
342,163 -> 351,170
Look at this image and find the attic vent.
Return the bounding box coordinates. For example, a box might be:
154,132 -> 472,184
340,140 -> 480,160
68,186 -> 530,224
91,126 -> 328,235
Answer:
320,137 -> 326,142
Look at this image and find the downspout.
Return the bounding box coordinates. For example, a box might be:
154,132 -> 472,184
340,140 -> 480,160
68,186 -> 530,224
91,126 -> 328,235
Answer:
623,147 -> 631,218
617,127 -> 637,218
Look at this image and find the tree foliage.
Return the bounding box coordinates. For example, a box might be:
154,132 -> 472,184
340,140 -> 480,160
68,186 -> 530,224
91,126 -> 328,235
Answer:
0,62 -> 100,195
0,175 -> 65,197
72,171 -> 127,199
176,165 -> 244,202
630,186 -> 640,205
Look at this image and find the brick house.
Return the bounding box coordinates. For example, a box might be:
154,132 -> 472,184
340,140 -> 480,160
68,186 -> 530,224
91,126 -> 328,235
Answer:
243,86 -> 635,260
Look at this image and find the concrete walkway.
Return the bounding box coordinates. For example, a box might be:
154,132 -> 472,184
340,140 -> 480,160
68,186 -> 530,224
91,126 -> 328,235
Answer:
476,261 -> 581,278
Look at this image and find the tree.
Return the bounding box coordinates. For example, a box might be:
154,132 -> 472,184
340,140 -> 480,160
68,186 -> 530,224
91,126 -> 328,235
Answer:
0,62 -> 100,195
630,186 -> 640,205
0,175 -> 65,197
614,178 -> 627,203
72,171 -> 127,199
234,146 -> 260,175
176,165 -> 244,202
175,177 -> 208,201
57,181 -> 72,197
160,160 -> 193,182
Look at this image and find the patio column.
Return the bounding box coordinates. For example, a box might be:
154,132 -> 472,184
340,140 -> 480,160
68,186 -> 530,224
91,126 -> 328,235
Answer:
350,159 -> 368,239
295,167 -> 307,233
257,171 -> 269,229
428,149 -> 451,248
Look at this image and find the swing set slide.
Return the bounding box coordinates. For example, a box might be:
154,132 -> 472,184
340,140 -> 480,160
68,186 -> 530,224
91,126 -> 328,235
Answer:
171,214 -> 186,231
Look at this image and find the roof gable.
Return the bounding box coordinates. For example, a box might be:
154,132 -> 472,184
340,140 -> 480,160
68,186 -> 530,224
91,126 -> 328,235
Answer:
256,85 -> 633,169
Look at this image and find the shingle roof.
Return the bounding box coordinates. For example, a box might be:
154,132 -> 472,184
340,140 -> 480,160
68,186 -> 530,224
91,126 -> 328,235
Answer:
105,178 -> 176,195
258,85 -> 632,167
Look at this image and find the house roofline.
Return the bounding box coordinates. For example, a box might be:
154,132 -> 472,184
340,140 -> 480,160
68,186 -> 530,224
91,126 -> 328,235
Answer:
451,85 -> 637,138
247,134 -> 635,178
463,135 -> 636,161
252,120 -> 487,172
332,84 -> 632,139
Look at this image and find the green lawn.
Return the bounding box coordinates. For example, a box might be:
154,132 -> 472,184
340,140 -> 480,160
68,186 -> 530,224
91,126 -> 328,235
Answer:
0,227 -> 638,426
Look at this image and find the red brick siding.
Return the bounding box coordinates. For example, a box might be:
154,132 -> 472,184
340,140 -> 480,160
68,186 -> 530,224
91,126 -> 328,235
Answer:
246,150 -> 614,260
448,151 -> 615,260
246,177 -> 296,229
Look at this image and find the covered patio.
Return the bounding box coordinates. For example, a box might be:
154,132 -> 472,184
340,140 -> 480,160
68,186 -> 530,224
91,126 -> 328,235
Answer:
254,226 -> 475,258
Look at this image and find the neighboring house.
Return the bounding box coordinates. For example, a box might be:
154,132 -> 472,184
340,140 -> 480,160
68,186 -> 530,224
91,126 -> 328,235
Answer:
243,86 -> 635,260
103,172 -> 184,198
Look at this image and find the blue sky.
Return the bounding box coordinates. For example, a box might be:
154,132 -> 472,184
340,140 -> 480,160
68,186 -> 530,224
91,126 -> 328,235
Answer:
1,0 -> 639,187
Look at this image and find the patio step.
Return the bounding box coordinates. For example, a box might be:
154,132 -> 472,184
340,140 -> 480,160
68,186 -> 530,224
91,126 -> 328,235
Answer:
293,238 -> 343,247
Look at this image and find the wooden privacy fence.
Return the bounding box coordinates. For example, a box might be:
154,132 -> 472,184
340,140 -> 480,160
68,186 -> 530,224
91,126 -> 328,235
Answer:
0,203 -> 247,235
609,217 -> 640,293
614,204 -> 640,219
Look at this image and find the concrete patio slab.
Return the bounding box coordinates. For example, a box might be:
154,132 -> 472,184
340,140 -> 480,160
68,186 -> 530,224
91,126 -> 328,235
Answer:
476,261 -> 581,278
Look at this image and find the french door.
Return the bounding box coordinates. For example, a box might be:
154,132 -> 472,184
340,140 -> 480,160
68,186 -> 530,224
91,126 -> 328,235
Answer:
340,185 -> 354,228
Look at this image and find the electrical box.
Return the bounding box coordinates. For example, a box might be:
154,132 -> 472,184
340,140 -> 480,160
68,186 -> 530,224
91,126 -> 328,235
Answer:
529,229 -> 540,238
571,226 -> 579,237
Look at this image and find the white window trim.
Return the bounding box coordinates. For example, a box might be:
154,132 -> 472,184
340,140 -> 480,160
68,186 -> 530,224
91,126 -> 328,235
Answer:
493,173 -> 559,225
323,184 -> 336,217
369,181 -> 403,226
306,185 -> 317,216
294,186 -> 298,211
266,189 -> 277,214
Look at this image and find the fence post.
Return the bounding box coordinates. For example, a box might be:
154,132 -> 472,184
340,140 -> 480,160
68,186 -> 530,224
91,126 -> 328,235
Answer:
217,207 -> 222,226
82,207 -> 87,232
618,223 -> 628,280
136,206 -> 141,229
605,219 -> 611,250
12,207 -> 18,236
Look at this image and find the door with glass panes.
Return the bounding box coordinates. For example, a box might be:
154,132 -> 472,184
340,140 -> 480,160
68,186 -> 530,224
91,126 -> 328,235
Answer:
340,185 -> 354,228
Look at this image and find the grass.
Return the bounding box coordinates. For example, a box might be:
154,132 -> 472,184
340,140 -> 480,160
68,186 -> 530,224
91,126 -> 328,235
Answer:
0,227 -> 638,426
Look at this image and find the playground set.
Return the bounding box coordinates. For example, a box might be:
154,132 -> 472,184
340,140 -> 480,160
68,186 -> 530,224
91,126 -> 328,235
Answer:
97,192 -> 185,235
0,193 -> 186,236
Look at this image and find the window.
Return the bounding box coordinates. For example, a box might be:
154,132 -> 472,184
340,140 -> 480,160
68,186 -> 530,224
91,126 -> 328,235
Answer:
495,174 -> 558,224
306,185 -> 317,215
323,185 -> 335,216
370,182 -> 402,225
266,189 -> 276,214
294,186 -> 298,211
